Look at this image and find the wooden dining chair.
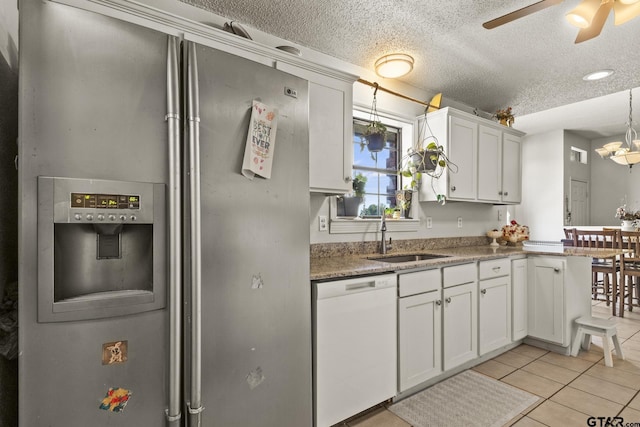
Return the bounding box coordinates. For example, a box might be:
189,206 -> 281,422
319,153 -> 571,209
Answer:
619,230 -> 640,315
572,228 -> 620,311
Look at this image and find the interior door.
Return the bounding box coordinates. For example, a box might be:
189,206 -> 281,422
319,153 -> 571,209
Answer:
569,179 -> 589,226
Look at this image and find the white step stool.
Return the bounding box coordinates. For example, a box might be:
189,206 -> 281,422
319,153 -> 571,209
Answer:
571,316 -> 624,367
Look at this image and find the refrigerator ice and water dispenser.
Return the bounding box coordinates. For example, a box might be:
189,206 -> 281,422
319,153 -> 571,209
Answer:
37,176 -> 166,322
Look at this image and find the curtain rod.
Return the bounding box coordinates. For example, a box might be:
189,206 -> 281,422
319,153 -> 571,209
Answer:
356,78 -> 441,111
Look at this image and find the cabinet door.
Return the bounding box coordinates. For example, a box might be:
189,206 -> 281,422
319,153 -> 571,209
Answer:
479,276 -> 511,355
527,257 -> 565,345
477,125 -> 502,202
501,133 -> 522,203
512,258 -> 528,341
398,291 -> 442,391
447,116 -> 477,200
443,282 -> 478,370
275,62 -> 354,194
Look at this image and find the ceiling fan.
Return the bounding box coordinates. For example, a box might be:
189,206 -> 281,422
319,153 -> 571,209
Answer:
483,0 -> 640,43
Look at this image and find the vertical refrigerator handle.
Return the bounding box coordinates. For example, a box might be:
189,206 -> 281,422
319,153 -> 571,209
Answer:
186,40 -> 204,426
165,35 -> 182,426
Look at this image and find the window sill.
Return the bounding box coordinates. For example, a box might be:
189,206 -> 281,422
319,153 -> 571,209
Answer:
330,218 -> 420,234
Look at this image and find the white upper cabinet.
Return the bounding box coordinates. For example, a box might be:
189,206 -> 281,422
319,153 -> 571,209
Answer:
501,133 -> 522,203
275,63 -> 357,195
419,108 -> 524,204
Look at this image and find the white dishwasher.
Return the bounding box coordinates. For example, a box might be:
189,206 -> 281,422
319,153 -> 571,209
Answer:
313,274 -> 397,427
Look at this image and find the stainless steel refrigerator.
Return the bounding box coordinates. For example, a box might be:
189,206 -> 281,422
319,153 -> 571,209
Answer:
18,1 -> 311,426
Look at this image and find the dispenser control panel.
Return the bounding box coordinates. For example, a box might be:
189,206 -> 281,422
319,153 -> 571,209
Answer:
71,193 -> 140,209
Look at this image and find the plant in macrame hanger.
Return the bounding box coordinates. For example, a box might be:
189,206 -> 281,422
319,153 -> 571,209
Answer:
361,83 -> 387,153
398,106 -> 457,204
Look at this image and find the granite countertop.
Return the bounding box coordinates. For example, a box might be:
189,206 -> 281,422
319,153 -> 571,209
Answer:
310,243 -> 627,281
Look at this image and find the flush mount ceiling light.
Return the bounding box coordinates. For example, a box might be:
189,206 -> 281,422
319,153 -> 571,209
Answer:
595,89 -> 640,168
374,54 -> 414,79
583,69 -> 614,81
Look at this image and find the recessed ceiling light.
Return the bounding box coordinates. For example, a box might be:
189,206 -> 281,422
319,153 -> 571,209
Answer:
583,69 -> 614,81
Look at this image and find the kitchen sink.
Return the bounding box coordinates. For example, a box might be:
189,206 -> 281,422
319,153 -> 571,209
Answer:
368,253 -> 451,263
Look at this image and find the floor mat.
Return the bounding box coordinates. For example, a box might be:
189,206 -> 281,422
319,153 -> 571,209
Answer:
390,370 -> 539,427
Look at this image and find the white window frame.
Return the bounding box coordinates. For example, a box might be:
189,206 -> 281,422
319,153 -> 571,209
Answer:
329,109 -> 419,234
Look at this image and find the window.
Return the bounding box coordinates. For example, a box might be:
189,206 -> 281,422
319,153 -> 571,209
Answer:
352,118 -> 400,217
329,110 -> 419,234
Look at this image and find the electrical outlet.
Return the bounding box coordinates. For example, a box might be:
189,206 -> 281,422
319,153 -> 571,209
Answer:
426,217 -> 433,229
318,215 -> 328,231
457,217 -> 463,228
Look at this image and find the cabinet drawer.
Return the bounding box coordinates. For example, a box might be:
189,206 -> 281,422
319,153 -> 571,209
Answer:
479,258 -> 510,280
399,269 -> 442,297
443,263 -> 476,288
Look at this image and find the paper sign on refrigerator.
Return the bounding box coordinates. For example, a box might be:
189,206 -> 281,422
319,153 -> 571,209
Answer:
242,100 -> 278,180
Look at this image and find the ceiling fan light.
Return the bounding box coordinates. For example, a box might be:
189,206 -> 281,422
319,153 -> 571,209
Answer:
619,0 -> 640,5
375,54 -> 414,78
565,0 -> 602,28
613,0 -> 640,25
566,12 -> 590,28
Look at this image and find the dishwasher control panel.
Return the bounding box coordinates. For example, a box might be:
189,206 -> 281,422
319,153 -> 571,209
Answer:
314,274 -> 397,300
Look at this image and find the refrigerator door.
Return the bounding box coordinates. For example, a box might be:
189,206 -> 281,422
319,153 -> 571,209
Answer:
18,1 -> 168,425
183,40 -> 312,426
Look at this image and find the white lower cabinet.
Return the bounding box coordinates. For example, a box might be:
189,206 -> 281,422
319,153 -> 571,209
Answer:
398,290 -> 442,391
479,276 -> 511,355
478,258 -> 512,355
443,281 -> 478,371
398,269 -> 442,392
527,256 -> 565,345
512,258 -> 528,340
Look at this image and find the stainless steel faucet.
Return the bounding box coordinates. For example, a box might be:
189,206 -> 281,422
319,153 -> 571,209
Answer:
380,215 -> 392,254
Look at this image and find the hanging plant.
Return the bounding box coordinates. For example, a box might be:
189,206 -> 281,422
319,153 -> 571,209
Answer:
362,83 -> 387,153
398,107 -> 458,204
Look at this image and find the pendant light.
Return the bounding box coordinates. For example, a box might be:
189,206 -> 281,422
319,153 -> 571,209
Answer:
595,89 -> 640,168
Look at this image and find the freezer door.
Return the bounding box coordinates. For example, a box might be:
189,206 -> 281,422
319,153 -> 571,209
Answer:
182,40 -> 311,427
18,1 -> 168,426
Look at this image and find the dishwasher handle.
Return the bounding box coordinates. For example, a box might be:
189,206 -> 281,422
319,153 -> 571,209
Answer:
315,274 -> 397,300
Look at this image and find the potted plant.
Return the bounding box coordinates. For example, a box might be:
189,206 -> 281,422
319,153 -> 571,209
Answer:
337,173 -> 367,217
494,107 -> 514,127
615,204 -> 638,230
363,121 -> 387,152
361,84 -> 387,153
398,112 -> 457,205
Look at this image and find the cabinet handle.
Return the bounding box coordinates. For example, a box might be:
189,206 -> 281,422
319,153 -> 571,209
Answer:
504,191 -> 509,196
435,300 -> 442,306
498,191 -> 503,195
492,266 -> 501,272
344,176 -> 352,183
554,268 -> 561,273
481,289 -> 487,295
451,186 -> 456,192
445,297 -> 452,304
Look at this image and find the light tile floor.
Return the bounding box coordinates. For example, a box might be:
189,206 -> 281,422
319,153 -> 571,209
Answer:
340,300 -> 640,427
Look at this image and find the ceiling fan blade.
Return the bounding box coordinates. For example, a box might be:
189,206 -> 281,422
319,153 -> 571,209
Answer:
613,1 -> 640,26
574,1 -> 614,43
483,0 -> 564,29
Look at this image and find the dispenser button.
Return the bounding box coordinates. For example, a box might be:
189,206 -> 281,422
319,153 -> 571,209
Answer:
74,214 -> 82,221
86,214 -> 94,221
97,214 -> 105,221
108,214 -> 116,221
130,215 -> 137,221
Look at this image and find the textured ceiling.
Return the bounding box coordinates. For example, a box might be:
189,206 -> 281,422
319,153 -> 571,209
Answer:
181,0 -> 640,136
